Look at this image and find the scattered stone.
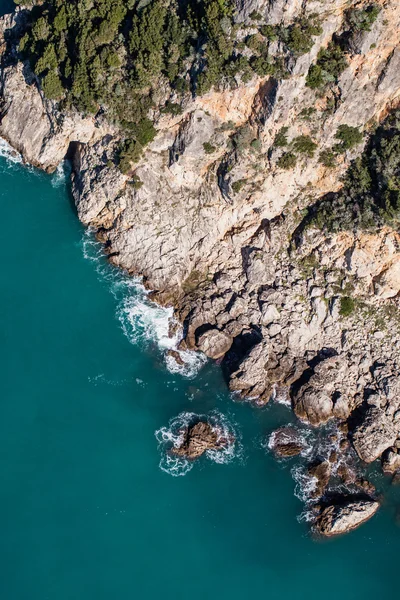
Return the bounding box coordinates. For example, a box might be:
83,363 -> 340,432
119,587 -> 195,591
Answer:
315,499 -> 380,537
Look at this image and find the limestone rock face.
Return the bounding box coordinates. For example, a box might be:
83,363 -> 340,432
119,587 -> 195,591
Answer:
0,64 -> 106,172
172,421 -> 220,460
316,500 -> 380,537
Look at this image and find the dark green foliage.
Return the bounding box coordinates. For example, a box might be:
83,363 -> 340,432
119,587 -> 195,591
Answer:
306,41 -> 348,89
260,24 -> 278,41
277,152 -> 297,170
232,125 -> 255,152
292,135 -> 317,158
339,296 -> 355,317
203,142 -> 216,154
118,140 -> 143,174
274,127 -> 289,147
161,103 -> 183,116
285,16 -> 323,56
231,179 -> 246,193
319,149 -> 336,168
334,125 -> 363,152
42,70 -> 64,99
303,110 -> 400,233
347,4 -> 380,32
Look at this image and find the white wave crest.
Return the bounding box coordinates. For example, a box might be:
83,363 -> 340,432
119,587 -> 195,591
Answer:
51,161 -> 69,187
0,138 -> 22,165
155,410 -> 241,477
81,229 -> 205,378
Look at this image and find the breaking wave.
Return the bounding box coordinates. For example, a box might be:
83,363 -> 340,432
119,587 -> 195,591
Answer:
0,138 -> 22,166
81,229 -> 206,378
155,410 -> 242,477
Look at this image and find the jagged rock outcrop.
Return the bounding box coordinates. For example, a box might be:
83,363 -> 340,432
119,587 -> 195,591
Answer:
315,499 -> 380,537
171,421 -> 221,459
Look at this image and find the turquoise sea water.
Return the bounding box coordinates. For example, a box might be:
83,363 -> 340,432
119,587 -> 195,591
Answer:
0,6 -> 399,594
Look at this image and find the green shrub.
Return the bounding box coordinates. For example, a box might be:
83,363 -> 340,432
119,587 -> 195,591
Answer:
274,126 -> 289,147
42,71 -> 64,100
306,42 -> 348,89
203,142 -> 216,154
319,149 -> 336,167
334,125 -> 363,152
231,179 -> 246,193
286,17 -> 323,56
292,135 -> 317,158
302,109 -> 400,233
161,102 -> 183,116
277,152 -> 297,169
118,140 -> 143,174
339,296 -> 355,317
347,4 -> 381,32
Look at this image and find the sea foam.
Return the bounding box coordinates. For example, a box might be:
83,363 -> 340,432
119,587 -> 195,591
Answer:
155,410 -> 242,477
81,229 -> 206,378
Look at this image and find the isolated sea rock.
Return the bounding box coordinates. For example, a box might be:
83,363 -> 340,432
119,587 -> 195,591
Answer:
269,426 -> 305,458
172,421 -> 220,460
315,500 -> 380,537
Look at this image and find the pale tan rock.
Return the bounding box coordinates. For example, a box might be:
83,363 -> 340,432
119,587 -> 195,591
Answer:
316,500 -> 380,537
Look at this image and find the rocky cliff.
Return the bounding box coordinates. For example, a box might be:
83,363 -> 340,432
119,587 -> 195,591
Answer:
1,0 -> 400,535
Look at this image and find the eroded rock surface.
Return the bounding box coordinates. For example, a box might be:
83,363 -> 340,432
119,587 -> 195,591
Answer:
315,500 -> 380,537
172,421 -> 221,460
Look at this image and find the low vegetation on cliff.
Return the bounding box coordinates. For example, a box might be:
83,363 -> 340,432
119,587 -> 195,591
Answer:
305,111 -> 400,233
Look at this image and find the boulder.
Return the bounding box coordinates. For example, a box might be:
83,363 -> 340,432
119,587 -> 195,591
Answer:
315,499 -> 380,537
351,407 -> 398,463
268,426 -> 305,458
292,356 -> 351,426
381,449 -> 400,475
172,421 -> 220,459
308,460 -> 331,498
197,328 -> 233,359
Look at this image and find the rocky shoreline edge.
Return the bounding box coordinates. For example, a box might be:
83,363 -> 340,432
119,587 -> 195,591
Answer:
1,0 -> 400,537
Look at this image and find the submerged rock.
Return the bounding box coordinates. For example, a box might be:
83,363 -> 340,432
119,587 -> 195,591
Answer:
269,426 -> 305,458
315,499 -> 380,537
171,421 -> 221,460
308,460 -> 331,498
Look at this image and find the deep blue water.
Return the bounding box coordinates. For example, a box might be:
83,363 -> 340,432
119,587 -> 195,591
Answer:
0,3 -> 399,597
